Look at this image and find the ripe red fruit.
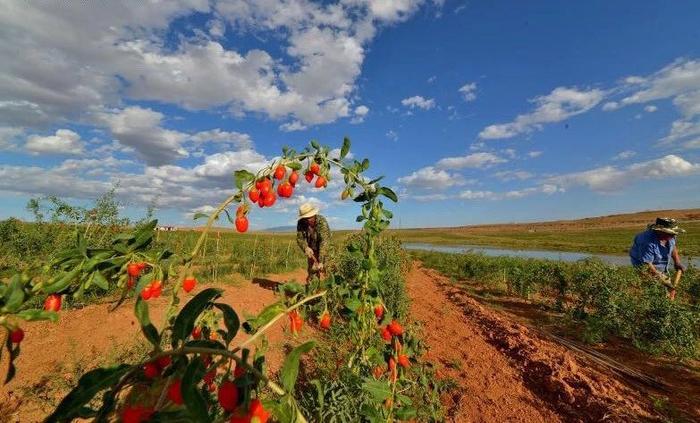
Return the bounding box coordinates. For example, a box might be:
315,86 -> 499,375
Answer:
136,262 -> 147,271
249,398 -> 271,423
127,276 -> 136,289
141,285 -> 153,300
274,165 -> 286,180
257,196 -> 265,208
203,369 -> 216,385
277,182 -> 293,198
262,192 -> 276,207
398,354 -> 410,368
248,188 -> 260,203
218,379 -> 240,411
192,326 -> 202,340
234,364 -> 245,379
289,171 -> 299,186
319,311 -> 331,330
258,178 -> 272,195
44,294 -> 62,312
156,356 -> 172,369
122,405 -> 154,423
150,280 -> 163,298
127,263 -> 141,277
310,162 -> 320,175
388,320 -> 403,336
235,216 -> 249,233
374,304 -> 384,319
304,171 -> 314,183
388,357 -> 398,382
372,365 -> 385,379
143,362 -> 160,379
168,379 -> 184,405
183,277 -> 197,293
288,310 -> 303,334
380,327 -> 392,342
230,413 -> 249,423
10,328 -> 24,344
314,176 -> 327,188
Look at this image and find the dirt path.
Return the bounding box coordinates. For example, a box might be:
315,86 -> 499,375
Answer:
0,269 -> 307,423
405,262 -> 660,422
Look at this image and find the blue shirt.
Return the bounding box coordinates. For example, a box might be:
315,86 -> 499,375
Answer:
629,230 -> 676,273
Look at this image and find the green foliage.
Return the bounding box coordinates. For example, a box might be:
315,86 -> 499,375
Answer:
414,250 -> 700,359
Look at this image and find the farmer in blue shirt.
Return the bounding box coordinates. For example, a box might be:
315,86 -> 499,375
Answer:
630,217 -> 686,293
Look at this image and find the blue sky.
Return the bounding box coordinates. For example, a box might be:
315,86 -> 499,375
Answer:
1,0 -> 699,229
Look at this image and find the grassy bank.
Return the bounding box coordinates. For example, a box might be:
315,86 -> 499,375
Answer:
391,209 -> 700,256
412,250 -> 700,359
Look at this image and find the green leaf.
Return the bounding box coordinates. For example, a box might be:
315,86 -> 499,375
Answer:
234,169 -> 255,189
245,302 -> 286,332
310,140 -> 321,150
280,341 -> 315,392
172,288 -> 223,347
288,162 -> 302,171
2,275 -> 24,313
361,158 -> 370,170
382,209 -> 393,219
192,212 -> 209,221
45,364 -> 131,423
129,220 -> 157,252
395,406 -> 417,420
184,339 -> 226,350
182,359 -> 209,422
340,137 -> 351,159
15,309 -> 59,322
222,208 -> 236,225
344,297 -> 361,312
92,271 -> 109,290
44,265 -> 82,294
362,379 -> 392,402
379,187 -> 398,202
134,297 -> 160,347
214,303 -> 240,344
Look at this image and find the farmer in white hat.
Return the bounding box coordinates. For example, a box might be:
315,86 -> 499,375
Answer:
630,217 -> 686,297
297,203 -> 331,281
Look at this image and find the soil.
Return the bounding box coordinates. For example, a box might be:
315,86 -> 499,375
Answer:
1,263 -> 694,422
406,262 -> 661,422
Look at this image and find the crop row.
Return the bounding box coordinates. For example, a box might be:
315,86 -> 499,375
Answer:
412,250 -> 700,358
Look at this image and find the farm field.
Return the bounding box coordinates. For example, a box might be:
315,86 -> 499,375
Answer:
3,259 -> 689,422
390,208 -> 700,256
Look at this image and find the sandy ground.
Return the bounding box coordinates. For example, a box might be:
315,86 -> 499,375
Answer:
0,264 -> 677,422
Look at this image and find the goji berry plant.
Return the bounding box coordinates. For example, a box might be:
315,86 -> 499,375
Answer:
1,138 -> 436,422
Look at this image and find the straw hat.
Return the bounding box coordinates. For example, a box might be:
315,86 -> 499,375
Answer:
298,203 -> 319,220
648,217 -> 686,235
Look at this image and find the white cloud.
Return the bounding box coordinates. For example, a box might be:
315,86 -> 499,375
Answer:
386,130 -> 398,141
612,150 -> 636,161
0,0 -> 439,135
190,129 -> 253,150
427,75 -> 437,84
279,121 -> 308,132
494,170 -> 534,181
479,87 -> 605,139
435,152 -> 506,169
644,105 -> 658,113
397,166 -> 465,189
99,106 -> 189,166
602,101 -> 619,111
618,59 -> 700,114
547,155 -> 700,193
401,95 -> 436,110
458,82 -> 477,102
527,151 -> 543,158
25,129 -> 84,155
351,105 -> 370,123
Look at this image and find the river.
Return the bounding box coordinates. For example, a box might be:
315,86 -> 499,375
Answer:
403,242 -> 699,267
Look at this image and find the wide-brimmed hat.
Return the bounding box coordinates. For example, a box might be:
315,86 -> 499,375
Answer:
648,217 -> 686,235
298,203 -> 319,220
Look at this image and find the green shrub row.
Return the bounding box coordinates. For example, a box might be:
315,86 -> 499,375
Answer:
413,250 -> 700,358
